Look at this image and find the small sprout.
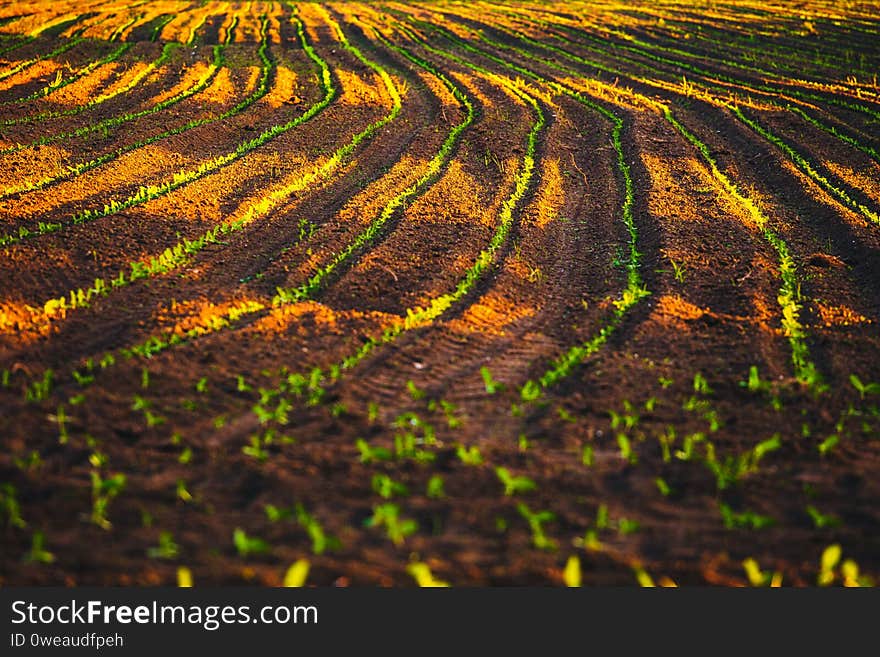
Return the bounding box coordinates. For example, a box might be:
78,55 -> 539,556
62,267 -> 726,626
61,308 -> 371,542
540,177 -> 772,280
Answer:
519,379 -> 542,402
406,380 -> 425,400
693,372 -> 712,395
718,503 -> 774,530
372,474 -> 409,499
456,444 -> 483,466
195,377 -> 208,393
356,438 -> 391,463
518,434 -> 530,451
141,367 -> 150,389
233,528 -> 270,557
407,562 -> 449,587
817,434 -> 839,456
283,559 -> 310,587
495,467 -> 536,496
131,395 -> 151,411
633,565 -> 655,587
236,375 -> 252,392
176,479 -> 193,503
556,406 -> 577,423
1,484 -> 26,528
147,531 -> 179,560
850,374 -> 880,399
516,503 -> 556,550
655,477 -> 671,497
144,410 -> 166,428
296,504 -> 338,555
25,531 -> 54,564
563,555 -> 581,587
806,505 -> 840,529
264,504 -> 293,522
480,366 -> 503,394
658,376 -> 673,389
617,433 -> 637,464
618,518 -> 640,535
178,447 -> 192,464
581,445 -> 594,467
366,504 -> 417,546
367,402 -> 380,423
426,475 -> 445,499
177,567 -> 193,587
90,472 -> 126,530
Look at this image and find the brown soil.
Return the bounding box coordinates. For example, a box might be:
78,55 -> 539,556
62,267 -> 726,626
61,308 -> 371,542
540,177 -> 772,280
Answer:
0,1 -> 879,588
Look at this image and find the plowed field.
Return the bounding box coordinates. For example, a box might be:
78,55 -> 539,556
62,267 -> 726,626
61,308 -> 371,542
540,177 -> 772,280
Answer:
1,0 -> 879,587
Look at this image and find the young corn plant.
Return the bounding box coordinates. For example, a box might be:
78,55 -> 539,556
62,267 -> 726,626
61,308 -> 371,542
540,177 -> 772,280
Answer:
516,503 -> 556,550
366,504 -> 418,546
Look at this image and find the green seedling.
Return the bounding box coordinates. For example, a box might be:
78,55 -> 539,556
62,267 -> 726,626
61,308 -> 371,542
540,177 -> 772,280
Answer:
407,562 -> 450,587
617,433 -> 637,464
480,366 -> 503,394
195,377 -> 208,393
13,450 -> 43,472
658,377 -> 673,389
719,502 -> 774,530
850,374 -> 880,399
655,477 -> 671,497
633,565 -> 655,587
556,406 -> 577,423
49,404 -> 69,444
372,474 -> 409,499
669,259 -> 686,283
296,504 -> 338,555
131,395 -> 150,411
495,467 -> 537,496
366,503 -> 418,546
178,447 -> 192,465
741,365 -> 770,393
440,400 -> 462,429
516,503 -> 556,550
456,444 -> 483,466
90,472 -> 126,530
236,375 -> 252,392
356,439 -> 392,463
368,402 -> 380,423
818,434 -> 839,456
806,505 -> 841,529
25,531 -> 54,564
71,370 -> 94,386
1,483 -> 26,528
25,369 -> 53,402
406,380 -> 425,400
426,475 -> 445,499
693,372 -> 712,395
581,445 -> 594,466
147,531 -> 179,559
519,380 -> 542,402
264,504 -> 293,523
176,479 -> 192,503
141,367 -> 150,389
233,528 -> 269,557
243,432 -> 271,462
